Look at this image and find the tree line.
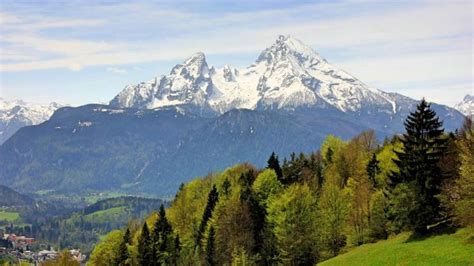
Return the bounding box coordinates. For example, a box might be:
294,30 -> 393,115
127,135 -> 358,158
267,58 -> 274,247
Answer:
89,99 -> 473,265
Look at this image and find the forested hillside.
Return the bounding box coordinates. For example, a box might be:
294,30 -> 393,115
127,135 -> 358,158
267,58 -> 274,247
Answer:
2,196 -> 166,255
89,100 -> 473,265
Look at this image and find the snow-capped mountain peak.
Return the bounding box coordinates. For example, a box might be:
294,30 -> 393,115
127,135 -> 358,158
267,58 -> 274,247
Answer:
257,35 -> 326,67
110,35 -> 403,115
0,98 -> 63,144
454,94 -> 473,117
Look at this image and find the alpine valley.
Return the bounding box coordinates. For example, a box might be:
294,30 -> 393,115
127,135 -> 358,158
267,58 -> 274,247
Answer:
0,35 -> 465,197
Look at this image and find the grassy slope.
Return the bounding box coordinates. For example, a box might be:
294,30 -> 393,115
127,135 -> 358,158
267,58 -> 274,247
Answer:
83,206 -> 126,223
319,228 -> 474,266
0,210 -> 20,221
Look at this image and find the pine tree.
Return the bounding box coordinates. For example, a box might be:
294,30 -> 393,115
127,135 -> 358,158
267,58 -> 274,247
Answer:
152,204 -> 173,264
267,152 -> 283,181
389,99 -> 447,234
366,153 -> 380,188
138,222 -> 153,266
239,173 -> 266,256
205,226 -> 216,266
115,228 -> 131,266
124,227 -> 131,244
196,185 -> 219,246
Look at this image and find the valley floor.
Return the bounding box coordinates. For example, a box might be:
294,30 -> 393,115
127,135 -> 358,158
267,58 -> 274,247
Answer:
318,228 -> 474,266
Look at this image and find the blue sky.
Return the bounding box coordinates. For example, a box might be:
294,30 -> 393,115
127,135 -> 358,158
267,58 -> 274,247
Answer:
0,0 -> 472,106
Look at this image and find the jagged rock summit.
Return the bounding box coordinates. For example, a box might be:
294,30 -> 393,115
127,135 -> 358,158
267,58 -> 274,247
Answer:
453,94 -> 473,117
0,98 -> 63,144
110,35 -> 398,115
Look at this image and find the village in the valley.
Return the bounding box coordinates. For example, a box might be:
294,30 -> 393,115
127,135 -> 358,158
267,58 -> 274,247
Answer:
0,232 -> 85,265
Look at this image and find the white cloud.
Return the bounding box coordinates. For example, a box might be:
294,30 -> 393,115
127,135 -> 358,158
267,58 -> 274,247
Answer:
68,63 -> 83,72
1,1 -> 471,71
0,1 -> 472,105
106,67 -> 127,74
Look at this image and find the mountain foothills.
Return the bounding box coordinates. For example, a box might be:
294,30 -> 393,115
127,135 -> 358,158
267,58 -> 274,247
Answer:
0,98 -> 62,145
0,36 -> 465,198
89,101 -> 474,265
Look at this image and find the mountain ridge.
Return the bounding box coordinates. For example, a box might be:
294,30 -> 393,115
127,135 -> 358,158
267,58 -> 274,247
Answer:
110,35 -> 404,117
0,98 -> 63,144
453,94 -> 473,117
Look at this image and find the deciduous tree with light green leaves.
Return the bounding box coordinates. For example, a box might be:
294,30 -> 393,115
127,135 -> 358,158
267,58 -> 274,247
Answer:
454,118 -> 474,227
267,183 -> 320,265
252,169 -> 283,204
318,182 -> 350,256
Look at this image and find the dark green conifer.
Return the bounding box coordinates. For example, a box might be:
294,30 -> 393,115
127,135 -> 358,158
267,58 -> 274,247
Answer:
267,152 -> 283,181
196,185 -> 219,246
367,153 -> 380,188
389,99 -> 447,234
115,228 -> 131,266
138,222 -> 153,266
152,204 -> 173,264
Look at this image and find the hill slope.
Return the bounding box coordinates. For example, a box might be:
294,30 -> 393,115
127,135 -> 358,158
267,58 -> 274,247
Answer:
318,229 -> 474,266
0,185 -> 34,207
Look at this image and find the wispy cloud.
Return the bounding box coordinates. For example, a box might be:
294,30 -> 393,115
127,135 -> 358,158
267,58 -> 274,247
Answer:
106,67 -> 127,74
1,1 -> 471,71
0,0 -> 472,105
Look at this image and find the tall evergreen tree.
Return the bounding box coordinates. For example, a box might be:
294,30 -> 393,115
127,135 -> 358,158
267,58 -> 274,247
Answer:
389,99 -> 447,234
205,226 -> 216,266
239,173 -> 266,256
267,152 -> 283,181
196,185 -> 219,246
115,228 -> 131,266
152,204 -> 173,265
138,222 -> 153,266
123,227 -> 131,244
366,153 -> 380,188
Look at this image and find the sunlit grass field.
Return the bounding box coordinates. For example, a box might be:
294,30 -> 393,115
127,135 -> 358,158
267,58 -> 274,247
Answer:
0,210 -> 20,222
319,228 -> 474,266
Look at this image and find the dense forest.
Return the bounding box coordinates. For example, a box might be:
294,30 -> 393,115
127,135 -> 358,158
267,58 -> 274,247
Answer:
89,99 -> 473,265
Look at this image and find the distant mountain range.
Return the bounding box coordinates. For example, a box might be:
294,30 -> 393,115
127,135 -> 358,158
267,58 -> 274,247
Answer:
0,98 -> 62,144
0,35 -> 465,197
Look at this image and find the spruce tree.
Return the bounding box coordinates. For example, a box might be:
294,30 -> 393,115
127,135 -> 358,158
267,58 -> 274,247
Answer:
267,152 -> 283,181
152,204 -> 173,265
124,227 -> 131,244
196,185 -> 219,246
138,222 -> 153,266
205,226 -> 216,266
239,173 -> 266,256
366,153 -> 380,188
389,99 -> 447,234
115,228 -> 131,266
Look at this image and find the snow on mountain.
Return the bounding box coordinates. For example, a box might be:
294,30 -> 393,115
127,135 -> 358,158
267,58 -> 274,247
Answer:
0,98 -> 63,144
453,94 -> 473,117
109,35 -> 399,115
